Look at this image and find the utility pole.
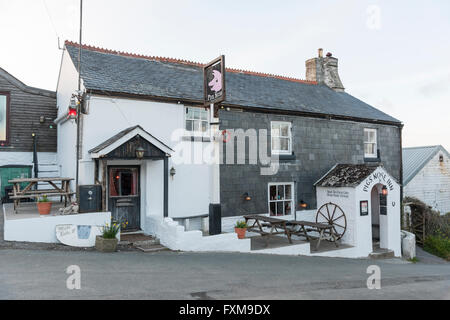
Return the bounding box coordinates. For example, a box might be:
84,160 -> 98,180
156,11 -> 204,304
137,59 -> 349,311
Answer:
75,0 -> 83,203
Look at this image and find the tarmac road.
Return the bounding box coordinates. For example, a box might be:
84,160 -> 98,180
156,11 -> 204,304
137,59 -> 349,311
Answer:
0,248 -> 448,300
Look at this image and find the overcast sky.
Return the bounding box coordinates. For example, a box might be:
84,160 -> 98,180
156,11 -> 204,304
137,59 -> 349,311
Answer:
0,0 -> 449,150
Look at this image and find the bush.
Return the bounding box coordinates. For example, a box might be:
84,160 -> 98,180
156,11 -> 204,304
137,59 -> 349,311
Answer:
423,235 -> 450,261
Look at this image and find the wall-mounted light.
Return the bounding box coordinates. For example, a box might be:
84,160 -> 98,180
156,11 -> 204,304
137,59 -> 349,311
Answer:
170,167 -> 176,178
39,116 -> 45,124
135,146 -> 145,160
381,186 -> 388,196
67,97 -> 78,120
243,192 -> 251,201
300,200 -> 308,209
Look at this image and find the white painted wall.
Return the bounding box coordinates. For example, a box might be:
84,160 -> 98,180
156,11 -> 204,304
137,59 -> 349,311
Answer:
3,208 -> 111,243
404,151 -> 450,215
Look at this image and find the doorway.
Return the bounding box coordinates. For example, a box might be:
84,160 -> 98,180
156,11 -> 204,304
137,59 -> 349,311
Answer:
108,166 -> 140,231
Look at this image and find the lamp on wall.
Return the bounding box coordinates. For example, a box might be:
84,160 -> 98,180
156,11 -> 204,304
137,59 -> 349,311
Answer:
135,146 -> 145,160
170,167 -> 176,178
243,192 -> 251,201
299,200 -> 308,209
381,186 -> 388,196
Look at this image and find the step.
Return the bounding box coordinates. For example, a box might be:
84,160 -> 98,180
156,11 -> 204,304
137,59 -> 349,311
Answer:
369,250 -> 395,259
135,244 -> 169,253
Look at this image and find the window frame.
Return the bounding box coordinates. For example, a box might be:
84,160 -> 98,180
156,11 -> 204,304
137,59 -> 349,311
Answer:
267,182 -> 295,217
271,121 -> 292,155
184,106 -> 210,137
364,128 -> 378,158
0,91 -> 10,146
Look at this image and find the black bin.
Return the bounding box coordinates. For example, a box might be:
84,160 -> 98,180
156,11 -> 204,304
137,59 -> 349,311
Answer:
79,185 -> 102,213
209,204 -> 222,235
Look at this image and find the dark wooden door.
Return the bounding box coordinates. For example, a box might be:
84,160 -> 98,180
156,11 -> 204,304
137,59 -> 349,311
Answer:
108,166 -> 140,231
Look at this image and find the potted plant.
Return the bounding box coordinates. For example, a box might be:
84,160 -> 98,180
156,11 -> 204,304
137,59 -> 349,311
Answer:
234,220 -> 248,239
37,195 -> 52,215
95,219 -> 127,252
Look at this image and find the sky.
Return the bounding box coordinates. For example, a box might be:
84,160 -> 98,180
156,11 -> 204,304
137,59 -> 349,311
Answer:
0,0 -> 449,150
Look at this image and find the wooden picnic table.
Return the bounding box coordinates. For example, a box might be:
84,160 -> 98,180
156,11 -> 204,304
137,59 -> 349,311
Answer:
286,220 -> 339,251
243,214 -> 293,246
8,177 -> 75,213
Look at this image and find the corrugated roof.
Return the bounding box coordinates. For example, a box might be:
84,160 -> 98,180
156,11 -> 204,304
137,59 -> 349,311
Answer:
402,145 -> 450,185
314,164 -> 379,187
65,42 -> 401,124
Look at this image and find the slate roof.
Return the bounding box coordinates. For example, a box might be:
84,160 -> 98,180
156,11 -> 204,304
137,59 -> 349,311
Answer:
65,42 -> 401,124
314,164 -> 379,187
88,125 -> 173,154
402,145 -> 450,185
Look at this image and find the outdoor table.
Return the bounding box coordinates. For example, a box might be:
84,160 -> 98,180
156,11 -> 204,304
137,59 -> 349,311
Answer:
243,214 -> 293,246
287,220 -> 339,251
8,177 -> 75,213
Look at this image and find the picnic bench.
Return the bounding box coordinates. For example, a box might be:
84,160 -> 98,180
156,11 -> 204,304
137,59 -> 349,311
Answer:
243,214 -> 340,251
8,177 -> 75,213
286,220 -> 339,251
243,214 -> 293,246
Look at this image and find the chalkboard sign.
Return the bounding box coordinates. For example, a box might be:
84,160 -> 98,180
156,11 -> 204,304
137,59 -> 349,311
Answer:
204,56 -> 226,104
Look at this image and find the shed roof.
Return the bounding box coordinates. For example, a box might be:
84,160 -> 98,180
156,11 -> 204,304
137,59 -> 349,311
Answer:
402,145 -> 450,185
65,42 -> 401,125
314,164 -> 379,187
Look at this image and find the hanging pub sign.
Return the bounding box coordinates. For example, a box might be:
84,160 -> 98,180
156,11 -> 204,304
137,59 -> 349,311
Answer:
204,55 -> 226,104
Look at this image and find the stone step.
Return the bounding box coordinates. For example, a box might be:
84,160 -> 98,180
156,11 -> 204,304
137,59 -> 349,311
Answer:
369,250 -> 395,259
135,244 -> 169,253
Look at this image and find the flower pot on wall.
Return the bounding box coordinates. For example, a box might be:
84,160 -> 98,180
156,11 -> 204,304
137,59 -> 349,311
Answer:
37,202 -> 52,215
235,227 -> 247,239
95,236 -> 118,253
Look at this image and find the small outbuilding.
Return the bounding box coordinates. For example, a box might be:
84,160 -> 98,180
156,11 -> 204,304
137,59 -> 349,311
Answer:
314,164 -> 401,257
403,145 -> 450,215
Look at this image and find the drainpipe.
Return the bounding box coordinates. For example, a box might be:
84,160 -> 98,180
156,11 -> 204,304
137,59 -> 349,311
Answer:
32,133 -> 38,179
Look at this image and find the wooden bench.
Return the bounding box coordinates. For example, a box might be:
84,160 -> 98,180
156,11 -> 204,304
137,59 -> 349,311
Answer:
287,220 -> 339,251
244,214 -> 292,246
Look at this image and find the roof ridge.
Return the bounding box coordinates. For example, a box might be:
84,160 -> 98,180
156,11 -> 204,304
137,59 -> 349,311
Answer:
403,145 -> 441,150
65,40 -> 317,85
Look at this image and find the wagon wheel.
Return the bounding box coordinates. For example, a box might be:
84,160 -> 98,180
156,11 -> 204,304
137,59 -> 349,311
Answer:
316,202 -> 347,240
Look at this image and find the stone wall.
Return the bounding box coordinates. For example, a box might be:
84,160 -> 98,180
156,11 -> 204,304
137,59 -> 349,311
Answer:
219,109 -> 402,218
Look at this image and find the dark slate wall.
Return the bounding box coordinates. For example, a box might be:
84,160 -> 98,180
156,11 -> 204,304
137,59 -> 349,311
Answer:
0,76 -> 57,152
219,109 -> 401,218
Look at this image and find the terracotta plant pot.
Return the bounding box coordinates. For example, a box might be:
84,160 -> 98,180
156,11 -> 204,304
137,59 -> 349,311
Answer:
235,227 -> 247,239
37,202 -> 52,215
95,236 -> 118,253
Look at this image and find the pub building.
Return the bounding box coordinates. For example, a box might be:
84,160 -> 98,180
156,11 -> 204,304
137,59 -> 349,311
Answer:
8,42 -> 403,258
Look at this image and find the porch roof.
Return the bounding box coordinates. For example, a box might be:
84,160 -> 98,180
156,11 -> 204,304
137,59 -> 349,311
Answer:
314,164 -> 379,188
88,125 -> 173,159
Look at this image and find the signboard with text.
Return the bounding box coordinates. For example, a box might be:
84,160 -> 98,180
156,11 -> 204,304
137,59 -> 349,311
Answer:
204,55 -> 226,104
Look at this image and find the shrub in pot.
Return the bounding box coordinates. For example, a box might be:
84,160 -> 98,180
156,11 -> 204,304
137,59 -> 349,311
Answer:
37,195 -> 52,215
234,220 -> 248,239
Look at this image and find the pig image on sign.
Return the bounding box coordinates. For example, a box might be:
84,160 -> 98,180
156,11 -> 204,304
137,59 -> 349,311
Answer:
208,70 -> 223,93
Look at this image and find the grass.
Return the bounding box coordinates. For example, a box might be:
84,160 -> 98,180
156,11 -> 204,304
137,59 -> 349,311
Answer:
407,257 -> 420,263
423,235 -> 450,261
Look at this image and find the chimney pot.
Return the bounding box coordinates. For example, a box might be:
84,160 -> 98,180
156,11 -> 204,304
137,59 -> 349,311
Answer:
326,52 -> 332,57
318,48 -> 323,58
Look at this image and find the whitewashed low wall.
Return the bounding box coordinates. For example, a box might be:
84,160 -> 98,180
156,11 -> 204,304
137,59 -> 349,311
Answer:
148,216 -> 251,253
3,210 -> 111,243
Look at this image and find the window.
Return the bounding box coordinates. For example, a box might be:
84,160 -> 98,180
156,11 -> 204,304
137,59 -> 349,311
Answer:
0,93 -> 9,145
364,128 -> 377,158
185,107 -> 209,135
109,168 -> 139,197
271,121 -> 292,154
268,183 -> 294,216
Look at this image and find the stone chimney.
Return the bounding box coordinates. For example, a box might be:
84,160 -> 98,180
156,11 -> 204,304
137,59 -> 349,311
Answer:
306,49 -> 345,92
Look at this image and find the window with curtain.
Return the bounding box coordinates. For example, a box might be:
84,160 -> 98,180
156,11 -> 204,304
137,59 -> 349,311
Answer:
0,94 -> 8,144
364,128 -> 377,158
271,121 -> 292,155
185,107 -> 209,135
109,168 -> 138,197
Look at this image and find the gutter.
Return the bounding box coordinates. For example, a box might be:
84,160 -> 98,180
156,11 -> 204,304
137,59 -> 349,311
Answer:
88,89 -> 403,128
